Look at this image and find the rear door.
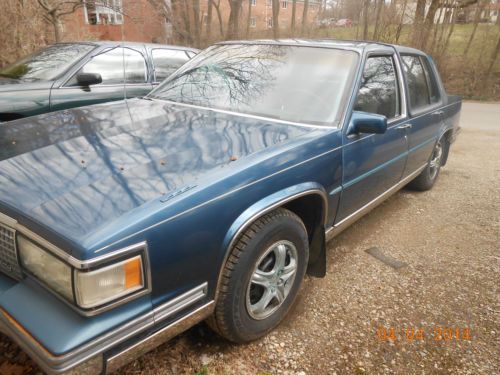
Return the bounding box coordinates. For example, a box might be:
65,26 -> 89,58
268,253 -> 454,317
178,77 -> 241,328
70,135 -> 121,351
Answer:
399,54 -> 444,177
50,46 -> 152,111
336,53 -> 409,222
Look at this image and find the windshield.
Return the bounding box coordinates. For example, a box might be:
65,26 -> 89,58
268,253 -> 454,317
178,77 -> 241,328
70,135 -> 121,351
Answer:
149,44 -> 358,126
0,44 -> 95,81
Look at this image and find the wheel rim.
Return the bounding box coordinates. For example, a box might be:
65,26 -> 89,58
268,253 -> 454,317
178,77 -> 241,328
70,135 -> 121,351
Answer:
246,240 -> 298,320
429,141 -> 443,180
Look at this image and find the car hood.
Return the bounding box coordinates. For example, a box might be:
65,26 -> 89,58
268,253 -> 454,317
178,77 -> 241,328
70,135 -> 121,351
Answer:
0,98 -> 322,254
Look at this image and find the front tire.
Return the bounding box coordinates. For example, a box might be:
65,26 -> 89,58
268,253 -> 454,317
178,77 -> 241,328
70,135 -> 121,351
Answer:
210,208 -> 309,343
407,138 -> 445,191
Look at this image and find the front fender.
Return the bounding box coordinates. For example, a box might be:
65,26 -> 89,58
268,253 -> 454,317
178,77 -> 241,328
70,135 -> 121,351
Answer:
221,182 -> 328,254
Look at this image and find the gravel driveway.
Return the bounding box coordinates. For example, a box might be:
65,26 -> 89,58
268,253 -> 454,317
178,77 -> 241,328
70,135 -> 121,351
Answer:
1,102 -> 498,375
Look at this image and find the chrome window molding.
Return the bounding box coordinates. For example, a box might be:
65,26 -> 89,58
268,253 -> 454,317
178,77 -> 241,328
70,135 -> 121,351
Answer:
0,283 -> 211,374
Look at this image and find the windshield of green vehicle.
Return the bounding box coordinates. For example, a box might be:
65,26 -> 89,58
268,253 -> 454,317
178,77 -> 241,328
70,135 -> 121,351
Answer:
149,44 -> 358,126
0,44 -> 95,81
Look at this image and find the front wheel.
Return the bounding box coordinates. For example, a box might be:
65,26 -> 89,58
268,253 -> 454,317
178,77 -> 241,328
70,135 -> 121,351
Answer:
209,208 -> 309,343
407,138 -> 445,191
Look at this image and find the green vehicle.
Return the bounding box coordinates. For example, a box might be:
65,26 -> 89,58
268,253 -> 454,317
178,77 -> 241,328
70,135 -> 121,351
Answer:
0,42 -> 199,122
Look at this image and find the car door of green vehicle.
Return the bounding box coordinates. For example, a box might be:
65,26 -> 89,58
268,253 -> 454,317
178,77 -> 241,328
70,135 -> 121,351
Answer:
50,46 -> 153,112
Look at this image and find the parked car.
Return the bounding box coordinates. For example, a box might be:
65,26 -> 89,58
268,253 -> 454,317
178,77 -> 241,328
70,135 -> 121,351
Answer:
0,40 -> 461,374
0,41 -> 199,122
335,18 -> 353,27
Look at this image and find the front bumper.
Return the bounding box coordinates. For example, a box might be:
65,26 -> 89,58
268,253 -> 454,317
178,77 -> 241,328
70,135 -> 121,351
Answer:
0,279 -> 213,374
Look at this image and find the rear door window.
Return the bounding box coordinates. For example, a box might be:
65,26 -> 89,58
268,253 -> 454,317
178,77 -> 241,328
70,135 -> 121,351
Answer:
401,55 -> 431,110
152,49 -> 191,82
354,55 -> 400,119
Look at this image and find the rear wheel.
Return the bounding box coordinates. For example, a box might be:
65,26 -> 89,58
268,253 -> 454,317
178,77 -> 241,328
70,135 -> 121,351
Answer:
209,208 -> 309,343
407,138 -> 445,191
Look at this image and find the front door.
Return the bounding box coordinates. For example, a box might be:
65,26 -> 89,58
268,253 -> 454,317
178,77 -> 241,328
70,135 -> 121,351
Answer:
336,54 -> 409,223
50,47 -> 153,112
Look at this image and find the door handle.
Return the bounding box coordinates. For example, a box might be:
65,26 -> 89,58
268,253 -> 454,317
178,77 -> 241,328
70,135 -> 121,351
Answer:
396,124 -> 412,130
432,110 -> 444,116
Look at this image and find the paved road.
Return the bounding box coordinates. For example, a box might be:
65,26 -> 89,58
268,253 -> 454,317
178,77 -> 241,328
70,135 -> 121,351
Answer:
0,102 -> 498,375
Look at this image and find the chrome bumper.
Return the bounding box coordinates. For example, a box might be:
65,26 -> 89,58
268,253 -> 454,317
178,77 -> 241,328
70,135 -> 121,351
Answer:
0,301 -> 214,374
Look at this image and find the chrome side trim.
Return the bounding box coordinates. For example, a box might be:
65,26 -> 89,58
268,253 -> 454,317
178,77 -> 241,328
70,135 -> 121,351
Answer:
326,163 -> 427,241
106,301 -> 215,373
215,188 -> 328,303
0,283 -> 209,374
153,283 -> 207,322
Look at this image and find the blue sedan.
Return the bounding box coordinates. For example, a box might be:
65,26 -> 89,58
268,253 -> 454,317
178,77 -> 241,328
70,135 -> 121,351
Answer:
0,40 -> 461,374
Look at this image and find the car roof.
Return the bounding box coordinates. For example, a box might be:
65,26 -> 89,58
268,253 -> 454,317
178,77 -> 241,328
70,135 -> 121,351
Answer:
217,39 -> 426,56
54,41 -> 200,53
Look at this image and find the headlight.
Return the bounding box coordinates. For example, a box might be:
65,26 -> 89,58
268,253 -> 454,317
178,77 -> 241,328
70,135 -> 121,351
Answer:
74,256 -> 144,309
17,237 -> 147,312
18,236 -> 73,300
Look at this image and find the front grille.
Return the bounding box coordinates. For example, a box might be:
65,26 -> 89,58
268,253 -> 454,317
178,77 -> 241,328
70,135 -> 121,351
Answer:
0,223 -> 23,280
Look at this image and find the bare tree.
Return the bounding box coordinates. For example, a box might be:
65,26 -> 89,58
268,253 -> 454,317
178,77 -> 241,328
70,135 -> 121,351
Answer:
246,0 -> 252,37
227,0 -> 244,39
36,0 -> 86,42
291,0 -> 297,32
463,0 -> 484,55
301,0 -> 310,33
362,0 -> 370,40
411,0 -> 427,47
272,0 -> 280,38
372,0 -> 384,40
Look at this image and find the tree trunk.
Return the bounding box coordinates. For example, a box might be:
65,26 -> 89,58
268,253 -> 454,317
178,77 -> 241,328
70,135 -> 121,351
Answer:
420,0 -> 441,50
464,0 -> 483,56
362,0 -> 369,40
213,0 -> 224,37
301,0 -> 309,33
411,0 -> 426,47
395,0 -> 408,43
246,0 -> 252,37
192,0 -> 201,47
442,5 -> 458,54
429,1 -> 446,51
291,0 -> 297,32
227,0 -> 243,39
52,17 -> 62,42
373,0 -> 384,40
206,0 -> 213,42
272,0 -> 280,38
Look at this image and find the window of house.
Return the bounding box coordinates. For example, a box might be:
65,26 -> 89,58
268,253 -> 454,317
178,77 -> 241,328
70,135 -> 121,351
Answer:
250,17 -> 257,28
401,55 -> 431,110
152,49 -> 191,82
251,0 -> 257,6
67,47 -> 147,86
84,0 -> 124,25
281,1 -> 287,9
266,0 -> 272,6
354,56 -> 400,119
267,17 -> 273,28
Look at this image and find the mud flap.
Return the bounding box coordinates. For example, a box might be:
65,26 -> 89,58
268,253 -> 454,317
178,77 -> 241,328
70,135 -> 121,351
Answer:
306,224 -> 326,277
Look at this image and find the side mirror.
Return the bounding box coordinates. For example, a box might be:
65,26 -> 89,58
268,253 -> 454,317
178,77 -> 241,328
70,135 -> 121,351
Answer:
348,111 -> 388,135
76,72 -> 102,87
